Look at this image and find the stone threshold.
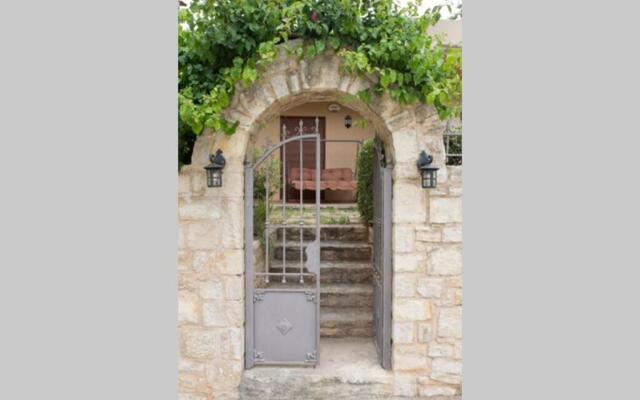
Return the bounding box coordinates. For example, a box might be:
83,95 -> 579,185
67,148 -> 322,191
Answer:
240,337 -> 393,399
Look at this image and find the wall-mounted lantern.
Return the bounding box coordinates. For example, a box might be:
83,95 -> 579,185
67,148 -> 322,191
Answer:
417,150 -> 439,189
204,149 -> 226,188
344,115 -> 352,129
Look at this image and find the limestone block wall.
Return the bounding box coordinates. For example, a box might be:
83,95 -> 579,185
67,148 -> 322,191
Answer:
178,164 -> 246,400
391,166 -> 462,398
177,164 -> 463,400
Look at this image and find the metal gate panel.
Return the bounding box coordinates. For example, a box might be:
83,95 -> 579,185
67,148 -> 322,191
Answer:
245,119 -> 321,368
253,290 -> 317,364
373,138 -> 392,369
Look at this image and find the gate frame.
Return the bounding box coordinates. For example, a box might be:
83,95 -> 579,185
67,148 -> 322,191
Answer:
244,133 -> 322,369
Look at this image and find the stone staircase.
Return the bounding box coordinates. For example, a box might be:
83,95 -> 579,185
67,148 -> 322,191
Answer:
269,224 -> 373,338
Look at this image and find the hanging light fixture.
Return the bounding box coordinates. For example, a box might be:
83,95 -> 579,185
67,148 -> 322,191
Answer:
344,115 -> 352,129
417,150 -> 439,189
204,149 -> 226,188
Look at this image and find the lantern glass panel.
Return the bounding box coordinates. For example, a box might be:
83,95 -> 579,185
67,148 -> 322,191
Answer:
211,171 -> 222,187
421,170 -> 437,188
205,169 -> 222,187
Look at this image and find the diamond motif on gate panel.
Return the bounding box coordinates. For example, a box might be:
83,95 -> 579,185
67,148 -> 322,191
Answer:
276,318 -> 293,335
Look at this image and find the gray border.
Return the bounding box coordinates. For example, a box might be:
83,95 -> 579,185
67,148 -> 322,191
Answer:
465,1 -> 640,399
2,1 -> 640,399
1,1 -> 177,399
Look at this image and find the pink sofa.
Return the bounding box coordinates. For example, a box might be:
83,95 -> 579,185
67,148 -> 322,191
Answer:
289,167 -> 357,191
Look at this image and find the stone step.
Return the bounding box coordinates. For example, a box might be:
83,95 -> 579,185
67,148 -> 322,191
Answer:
273,224 -> 369,242
273,240 -> 371,262
321,307 -> 373,337
260,283 -> 373,308
267,261 -> 372,284
321,283 -> 373,308
240,338 -> 394,400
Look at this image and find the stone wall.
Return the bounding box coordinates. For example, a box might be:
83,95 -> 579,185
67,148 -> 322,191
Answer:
177,40 -> 462,399
391,166 -> 462,398
178,166 -> 246,400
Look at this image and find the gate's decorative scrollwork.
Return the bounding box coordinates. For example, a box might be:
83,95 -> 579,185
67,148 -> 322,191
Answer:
304,240 -> 320,275
253,290 -> 265,302
305,290 -> 316,303
253,350 -> 265,363
305,351 -> 317,363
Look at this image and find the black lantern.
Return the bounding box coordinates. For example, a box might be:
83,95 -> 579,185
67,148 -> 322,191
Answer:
204,149 -> 226,188
417,151 -> 439,189
344,115 -> 352,129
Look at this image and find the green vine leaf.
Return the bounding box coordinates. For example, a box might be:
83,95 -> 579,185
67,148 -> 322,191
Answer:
306,44 -> 316,59
329,36 -> 340,50
357,89 -> 372,104
241,67 -> 258,88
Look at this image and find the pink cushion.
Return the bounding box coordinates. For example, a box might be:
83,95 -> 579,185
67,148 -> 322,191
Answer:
289,168 -> 356,191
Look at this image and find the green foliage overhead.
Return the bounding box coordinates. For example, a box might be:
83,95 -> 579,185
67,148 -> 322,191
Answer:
356,139 -> 375,224
179,0 -> 462,164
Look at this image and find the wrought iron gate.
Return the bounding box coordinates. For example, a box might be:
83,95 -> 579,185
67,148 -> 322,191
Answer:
373,138 -> 393,369
245,119 -> 321,368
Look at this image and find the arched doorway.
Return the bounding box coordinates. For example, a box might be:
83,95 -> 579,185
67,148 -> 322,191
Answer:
243,103 -> 394,369
182,41 -> 449,386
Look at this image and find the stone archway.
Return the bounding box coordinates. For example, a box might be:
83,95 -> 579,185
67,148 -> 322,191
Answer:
190,40 -> 446,170
178,40 -> 462,399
